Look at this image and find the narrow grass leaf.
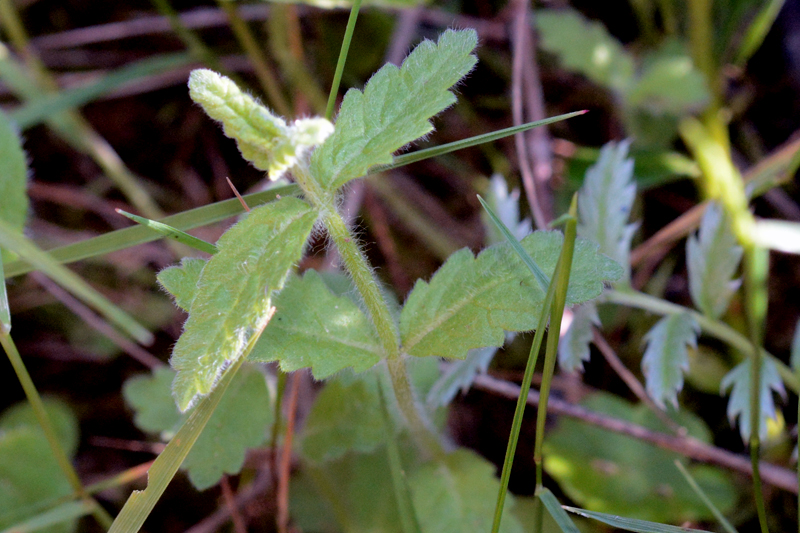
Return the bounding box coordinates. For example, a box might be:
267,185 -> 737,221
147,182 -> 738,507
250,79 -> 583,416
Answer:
0,500 -> 93,533
117,209 -> 217,255
248,270 -> 382,378
721,358 -> 785,441
311,29 -> 477,191
563,506 -> 709,532
0,110 -> 29,240
686,202 -> 742,318
189,69 -> 332,179
577,140 -> 637,283
734,0 -> 785,66
108,359 -> 244,533
641,314 -> 700,408
558,303 -> 599,372
0,259 -> 9,334
400,231 -> 622,359
170,197 -> 316,411
11,54 -> 192,129
3,186 -> 297,279
157,258 -> 207,312
538,489 -> 580,533
673,460 -> 738,533
0,218 -> 152,344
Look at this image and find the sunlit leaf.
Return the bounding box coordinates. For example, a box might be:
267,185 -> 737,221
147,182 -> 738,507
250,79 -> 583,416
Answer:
400,231 -> 622,359
558,303 -> 599,373
576,140 -> 637,283
720,358 -> 785,441
686,202 -> 742,319
170,197 -> 316,411
641,314 -> 699,408
310,29 -> 477,192
157,258 -> 207,312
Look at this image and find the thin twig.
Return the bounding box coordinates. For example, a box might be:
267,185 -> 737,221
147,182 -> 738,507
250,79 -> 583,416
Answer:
220,476 -> 248,533
185,469 -> 273,533
277,372 -> 302,533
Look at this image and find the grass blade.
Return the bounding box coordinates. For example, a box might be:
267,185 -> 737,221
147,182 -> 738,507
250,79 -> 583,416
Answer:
325,0 -> 363,120
0,218 -> 152,344
3,185 -> 298,278
673,460 -> 738,533
538,489 -> 580,533
116,209 -> 218,255
10,53 -> 192,130
0,257 -> 9,334
377,112 -> 586,174
563,506 -> 709,532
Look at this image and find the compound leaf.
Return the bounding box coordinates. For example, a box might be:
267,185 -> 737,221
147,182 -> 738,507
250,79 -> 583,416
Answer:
558,303 -> 599,373
157,257 -> 207,312
577,140 -> 637,283
189,69 -> 332,179
721,358 -> 785,441
123,365 -> 273,490
641,314 -> 699,408
686,202 -> 742,319
310,29 -> 477,192
400,231 -> 622,359
170,196 -> 316,411
0,109 -> 29,238
248,269 -> 382,378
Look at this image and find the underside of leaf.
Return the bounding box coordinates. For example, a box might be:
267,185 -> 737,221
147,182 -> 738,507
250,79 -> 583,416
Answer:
641,313 -> 699,408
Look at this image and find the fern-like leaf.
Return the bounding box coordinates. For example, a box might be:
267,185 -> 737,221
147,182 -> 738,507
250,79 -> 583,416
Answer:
558,303 -> 599,373
310,29 -> 477,192
721,358 -> 785,441
641,314 -> 699,408
170,197 -> 316,411
686,202 -> 742,319
577,140 -> 637,283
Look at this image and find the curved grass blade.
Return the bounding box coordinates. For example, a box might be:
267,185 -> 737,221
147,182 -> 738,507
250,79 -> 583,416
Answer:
563,506 -> 709,533
108,358 -> 245,533
538,488 -> 580,533
673,460 -> 738,533
116,209 -> 217,255
375,112 -> 586,174
0,218 -> 152,344
3,185 -> 298,278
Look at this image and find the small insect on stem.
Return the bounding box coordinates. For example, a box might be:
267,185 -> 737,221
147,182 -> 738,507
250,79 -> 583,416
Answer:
226,177 -> 251,212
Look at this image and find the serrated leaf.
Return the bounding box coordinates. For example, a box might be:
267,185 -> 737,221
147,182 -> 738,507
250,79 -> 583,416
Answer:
720,358 -> 785,441
248,270 -> 382,378
686,202 -> 742,319
536,9 -> 634,92
123,365 -> 273,490
425,344 -> 499,407
641,314 -> 699,408
189,69 -> 333,179
577,140 -> 637,283
400,231 -> 622,359
170,196 -> 316,411
558,303 -> 599,373
310,29 -> 477,191
481,175 -> 531,244
157,258 -> 207,312
0,109 -> 29,238
409,449 -> 523,533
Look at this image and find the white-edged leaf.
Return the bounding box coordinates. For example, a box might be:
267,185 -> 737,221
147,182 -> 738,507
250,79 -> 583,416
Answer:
157,257 -> 207,312
721,357 -> 785,441
641,314 -> 699,408
686,202 -> 742,318
481,174 -> 531,244
791,319 -> 800,372
400,231 -> 622,359
558,303 -> 599,373
310,29 -> 477,192
577,140 -> 637,283
170,197 -> 316,411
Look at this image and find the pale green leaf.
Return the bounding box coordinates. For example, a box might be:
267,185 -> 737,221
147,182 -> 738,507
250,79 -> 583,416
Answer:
558,303 -> 599,373
157,258 -> 207,312
0,260 -> 9,334
543,392 -> 736,523
123,367 -> 185,439
720,358 -> 785,441
538,489 -> 580,533
425,344 -> 499,408
400,231 -> 622,359
189,69 -> 333,179
0,109 -> 28,237
310,29 -> 477,191
170,197 -> 316,411
686,202 -> 742,319
481,175 -> 531,244
641,314 -> 699,408
563,506 -> 709,533
791,319 -> 800,372
248,270 -> 382,377
0,500 -> 94,533
409,449 -> 523,533
577,140 -> 637,283
536,9 -> 634,92
117,210 -> 217,255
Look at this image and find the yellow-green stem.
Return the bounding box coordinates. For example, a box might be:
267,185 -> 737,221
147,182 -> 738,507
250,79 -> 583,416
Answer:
0,332 -> 114,529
